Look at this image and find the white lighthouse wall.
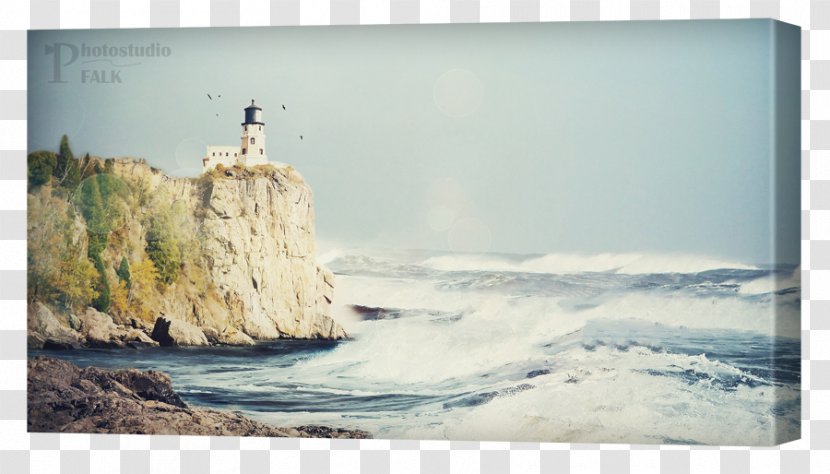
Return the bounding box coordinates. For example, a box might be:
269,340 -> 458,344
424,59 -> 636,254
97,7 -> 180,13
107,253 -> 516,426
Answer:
240,123 -> 268,165
203,145 -> 240,172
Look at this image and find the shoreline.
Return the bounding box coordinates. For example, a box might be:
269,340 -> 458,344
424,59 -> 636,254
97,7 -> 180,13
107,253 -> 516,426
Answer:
27,356 -> 371,439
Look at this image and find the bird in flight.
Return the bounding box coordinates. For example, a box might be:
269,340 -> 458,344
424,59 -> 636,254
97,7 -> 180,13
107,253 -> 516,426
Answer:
299,135 -> 303,140
207,93 -> 212,100
282,104 -> 286,110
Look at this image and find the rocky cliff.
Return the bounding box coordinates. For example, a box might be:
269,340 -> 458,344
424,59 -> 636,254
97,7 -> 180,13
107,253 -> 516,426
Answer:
198,167 -> 340,340
28,159 -> 345,348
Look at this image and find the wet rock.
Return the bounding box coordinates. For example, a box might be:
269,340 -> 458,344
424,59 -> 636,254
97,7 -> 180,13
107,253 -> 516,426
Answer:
28,356 -> 371,438
526,369 -> 551,379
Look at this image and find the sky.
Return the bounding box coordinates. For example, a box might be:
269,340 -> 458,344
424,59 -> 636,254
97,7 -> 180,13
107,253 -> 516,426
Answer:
28,20 -> 800,265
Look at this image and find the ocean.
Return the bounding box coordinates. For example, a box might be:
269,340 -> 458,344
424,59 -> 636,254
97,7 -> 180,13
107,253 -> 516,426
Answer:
34,249 -> 801,445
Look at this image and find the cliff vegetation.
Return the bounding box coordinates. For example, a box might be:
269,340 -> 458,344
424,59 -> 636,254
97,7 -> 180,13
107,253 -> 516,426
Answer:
28,135 -> 344,348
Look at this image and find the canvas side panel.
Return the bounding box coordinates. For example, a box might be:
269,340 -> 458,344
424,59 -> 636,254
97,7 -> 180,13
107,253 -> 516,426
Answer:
771,18 -> 802,445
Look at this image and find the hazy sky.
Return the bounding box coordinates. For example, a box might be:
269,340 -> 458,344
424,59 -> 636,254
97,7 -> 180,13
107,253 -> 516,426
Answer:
28,20 -> 800,264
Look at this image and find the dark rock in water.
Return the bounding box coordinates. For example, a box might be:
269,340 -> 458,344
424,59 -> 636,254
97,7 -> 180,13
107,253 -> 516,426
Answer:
150,317 -> 175,346
150,316 -> 209,347
443,383 -> 535,409
28,356 -> 371,438
350,304 -> 405,321
349,304 -> 459,323
526,369 -> 551,379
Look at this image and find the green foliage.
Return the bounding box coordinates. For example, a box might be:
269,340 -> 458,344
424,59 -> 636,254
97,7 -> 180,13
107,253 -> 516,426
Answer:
58,252 -> 99,311
72,172 -> 128,259
28,136 -> 209,316
144,196 -> 198,286
117,256 -> 131,288
91,255 -> 111,312
146,237 -> 182,285
28,151 -> 57,189
59,134 -> 74,162
66,166 -> 129,312
55,134 -> 81,190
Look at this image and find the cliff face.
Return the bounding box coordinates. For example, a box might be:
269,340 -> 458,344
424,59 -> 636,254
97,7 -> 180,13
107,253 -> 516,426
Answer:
29,159 -> 345,347
198,169 -> 341,339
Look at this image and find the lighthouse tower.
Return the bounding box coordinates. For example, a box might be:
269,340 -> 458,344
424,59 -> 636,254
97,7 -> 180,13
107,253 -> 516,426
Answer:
239,99 -> 268,166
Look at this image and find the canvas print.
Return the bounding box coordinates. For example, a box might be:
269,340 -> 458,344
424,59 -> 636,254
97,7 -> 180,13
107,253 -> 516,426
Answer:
26,20 -> 801,445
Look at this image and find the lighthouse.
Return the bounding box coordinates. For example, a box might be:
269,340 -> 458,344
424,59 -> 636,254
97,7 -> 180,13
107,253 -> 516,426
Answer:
239,100 -> 268,167
202,99 -> 270,172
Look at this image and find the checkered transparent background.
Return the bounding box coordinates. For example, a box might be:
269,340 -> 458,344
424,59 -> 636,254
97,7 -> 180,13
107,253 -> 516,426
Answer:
0,0 -> 826,473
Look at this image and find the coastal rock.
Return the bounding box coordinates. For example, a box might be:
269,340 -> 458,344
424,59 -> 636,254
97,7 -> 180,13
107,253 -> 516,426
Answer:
105,160 -> 346,342
28,356 -> 371,438
27,303 -> 83,350
209,326 -> 256,346
78,307 -> 158,348
124,329 -> 158,348
77,307 -> 126,347
150,316 -> 209,347
199,168 -> 346,340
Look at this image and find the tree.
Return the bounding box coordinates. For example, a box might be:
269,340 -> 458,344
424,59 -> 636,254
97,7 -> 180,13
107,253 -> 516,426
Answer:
55,134 -> 81,190
91,255 -> 111,312
144,198 -> 193,285
27,151 -> 57,189
130,257 -> 159,321
73,173 -> 127,259
109,279 -> 130,317
146,237 -> 182,285
117,256 -> 131,289
76,173 -> 108,258
57,253 -> 99,311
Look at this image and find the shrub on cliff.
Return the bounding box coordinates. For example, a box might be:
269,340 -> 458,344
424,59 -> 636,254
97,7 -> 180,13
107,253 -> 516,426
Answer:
54,134 -> 81,190
91,255 -> 111,313
144,195 -> 198,286
28,151 -> 57,189
129,258 -> 160,322
117,257 -> 131,288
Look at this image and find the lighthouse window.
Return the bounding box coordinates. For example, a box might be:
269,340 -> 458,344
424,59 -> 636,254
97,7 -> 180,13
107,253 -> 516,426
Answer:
250,137 -> 255,144
225,152 -> 229,156
234,153 -> 237,157
259,148 -> 263,155
242,148 -> 247,155
258,126 -> 261,131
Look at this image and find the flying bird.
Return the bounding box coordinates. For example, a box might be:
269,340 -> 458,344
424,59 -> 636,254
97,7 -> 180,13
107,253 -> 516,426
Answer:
216,113 -> 219,117
218,94 -> 221,98
207,93 -> 212,100
282,104 -> 286,110
299,135 -> 303,140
